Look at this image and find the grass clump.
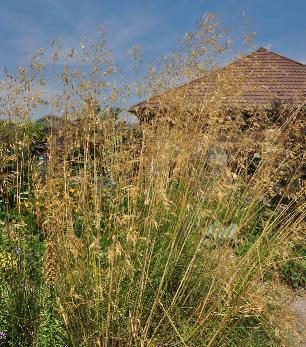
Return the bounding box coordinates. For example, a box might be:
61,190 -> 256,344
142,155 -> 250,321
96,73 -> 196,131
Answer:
0,14 -> 304,346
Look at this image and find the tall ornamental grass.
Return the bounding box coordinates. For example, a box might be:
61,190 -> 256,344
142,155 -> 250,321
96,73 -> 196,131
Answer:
0,15 -> 304,346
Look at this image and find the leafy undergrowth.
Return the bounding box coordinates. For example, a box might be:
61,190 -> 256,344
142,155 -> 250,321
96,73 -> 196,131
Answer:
280,245 -> 306,289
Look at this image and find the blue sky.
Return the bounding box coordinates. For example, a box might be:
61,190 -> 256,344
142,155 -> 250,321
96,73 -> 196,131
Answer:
0,0 -> 305,72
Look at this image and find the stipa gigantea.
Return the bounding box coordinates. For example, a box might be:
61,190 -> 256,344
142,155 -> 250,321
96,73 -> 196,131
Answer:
0,14 -> 304,347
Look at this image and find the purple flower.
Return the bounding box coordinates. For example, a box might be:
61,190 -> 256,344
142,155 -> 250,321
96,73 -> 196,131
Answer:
0,331 -> 7,339
16,247 -> 22,255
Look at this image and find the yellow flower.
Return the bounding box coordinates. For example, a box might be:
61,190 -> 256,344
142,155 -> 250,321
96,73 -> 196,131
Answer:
0,251 -> 17,270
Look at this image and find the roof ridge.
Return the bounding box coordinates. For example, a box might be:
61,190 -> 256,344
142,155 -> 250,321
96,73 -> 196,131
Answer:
256,47 -> 268,52
223,47 -> 306,79
262,49 -> 306,67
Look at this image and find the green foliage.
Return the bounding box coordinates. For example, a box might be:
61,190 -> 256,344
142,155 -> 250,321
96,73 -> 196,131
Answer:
0,216 -> 44,347
36,288 -> 67,347
280,245 -> 306,289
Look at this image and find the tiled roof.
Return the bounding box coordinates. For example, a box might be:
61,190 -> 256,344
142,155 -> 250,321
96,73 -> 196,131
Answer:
130,48 -> 306,116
